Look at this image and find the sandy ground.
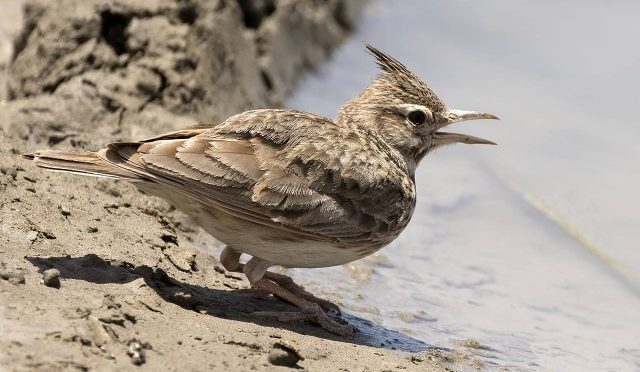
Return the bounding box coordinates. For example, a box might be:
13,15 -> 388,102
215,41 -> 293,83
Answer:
0,1 -> 482,370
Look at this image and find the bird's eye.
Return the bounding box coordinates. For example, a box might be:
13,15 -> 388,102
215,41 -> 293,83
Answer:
407,110 -> 427,126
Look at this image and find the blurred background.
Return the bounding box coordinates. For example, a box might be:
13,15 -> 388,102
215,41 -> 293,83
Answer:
288,1 -> 640,370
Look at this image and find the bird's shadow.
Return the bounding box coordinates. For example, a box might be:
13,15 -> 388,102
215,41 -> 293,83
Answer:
25,254 -> 429,353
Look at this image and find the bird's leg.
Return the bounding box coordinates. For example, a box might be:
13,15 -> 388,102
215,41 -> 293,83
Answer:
251,277 -> 355,336
220,247 -> 340,313
220,246 -> 242,272
243,256 -> 355,337
220,246 -> 270,298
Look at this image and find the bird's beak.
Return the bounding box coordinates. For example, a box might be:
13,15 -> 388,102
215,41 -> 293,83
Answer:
434,109 -> 499,145
448,109 -> 500,123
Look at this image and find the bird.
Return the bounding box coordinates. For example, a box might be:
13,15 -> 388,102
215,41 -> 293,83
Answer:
23,44 -> 498,336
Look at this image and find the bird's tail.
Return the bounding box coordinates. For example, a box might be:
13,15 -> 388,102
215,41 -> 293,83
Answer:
22,149 -> 143,181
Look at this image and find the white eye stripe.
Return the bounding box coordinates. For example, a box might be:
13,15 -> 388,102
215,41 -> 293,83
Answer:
396,104 -> 431,116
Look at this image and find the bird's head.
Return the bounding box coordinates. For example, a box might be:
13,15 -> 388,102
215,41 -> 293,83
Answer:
337,44 -> 498,171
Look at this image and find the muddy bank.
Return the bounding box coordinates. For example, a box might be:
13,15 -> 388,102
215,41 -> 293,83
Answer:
0,0 -> 480,370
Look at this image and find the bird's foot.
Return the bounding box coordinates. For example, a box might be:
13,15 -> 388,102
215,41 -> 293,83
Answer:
252,278 -> 355,337
254,304 -> 355,337
263,271 -> 341,314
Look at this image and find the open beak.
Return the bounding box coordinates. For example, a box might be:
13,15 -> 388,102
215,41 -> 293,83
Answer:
434,109 -> 499,145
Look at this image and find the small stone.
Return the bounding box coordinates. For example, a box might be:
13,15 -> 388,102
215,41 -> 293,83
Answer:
268,342 -> 303,367
43,269 -> 61,288
409,355 -> 424,364
129,350 -> 144,365
26,230 -> 38,243
42,231 -> 56,239
59,205 -> 71,217
127,344 -> 144,365
127,341 -> 149,365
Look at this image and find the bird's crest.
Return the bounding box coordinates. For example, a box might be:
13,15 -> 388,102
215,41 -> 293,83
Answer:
365,44 -> 447,113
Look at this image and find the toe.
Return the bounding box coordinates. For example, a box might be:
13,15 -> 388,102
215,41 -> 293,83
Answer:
315,299 -> 341,315
303,304 -> 355,337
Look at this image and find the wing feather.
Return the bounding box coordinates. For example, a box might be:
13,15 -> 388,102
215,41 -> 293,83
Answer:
101,109 -> 410,247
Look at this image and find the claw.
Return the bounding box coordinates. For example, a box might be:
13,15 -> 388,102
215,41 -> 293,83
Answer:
220,257 -> 352,336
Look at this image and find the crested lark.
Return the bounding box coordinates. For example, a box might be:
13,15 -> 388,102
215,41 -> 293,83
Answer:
24,45 -> 498,336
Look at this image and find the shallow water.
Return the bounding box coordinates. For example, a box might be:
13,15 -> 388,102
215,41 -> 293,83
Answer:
286,1 -> 640,370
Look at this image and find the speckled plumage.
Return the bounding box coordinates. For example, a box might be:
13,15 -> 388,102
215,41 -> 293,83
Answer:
24,45 -> 498,335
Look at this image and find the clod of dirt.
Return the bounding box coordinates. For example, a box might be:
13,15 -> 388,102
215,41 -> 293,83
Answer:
26,230 -> 38,243
42,268 -> 61,288
41,230 -> 56,239
127,340 -> 151,366
58,204 -> 71,217
268,341 -> 303,368
0,264 -> 26,285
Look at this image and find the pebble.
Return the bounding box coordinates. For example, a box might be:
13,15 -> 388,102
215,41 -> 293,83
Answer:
26,230 -> 38,243
59,205 -> 71,217
127,342 -> 146,365
127,340 -> 152,365
43,269 -> 61,288
268,342 -> 303,367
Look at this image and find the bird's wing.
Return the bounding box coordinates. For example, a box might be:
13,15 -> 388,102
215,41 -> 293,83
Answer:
140,124 -> 216,142
105,109 -> 405,245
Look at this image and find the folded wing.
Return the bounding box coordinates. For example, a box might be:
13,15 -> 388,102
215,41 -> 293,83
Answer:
103,109 -> 407,247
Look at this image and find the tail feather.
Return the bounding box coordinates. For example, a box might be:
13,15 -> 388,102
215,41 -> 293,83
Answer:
22,150 -> 143,180
23,126 -> 208,182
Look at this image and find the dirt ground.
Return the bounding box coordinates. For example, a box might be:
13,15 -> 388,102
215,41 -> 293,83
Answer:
0,1 -> 482,370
